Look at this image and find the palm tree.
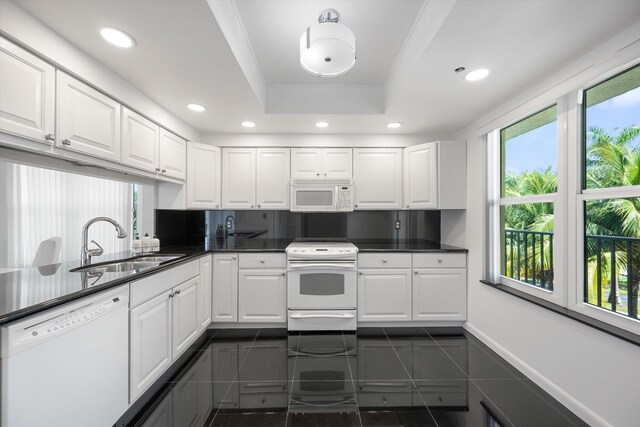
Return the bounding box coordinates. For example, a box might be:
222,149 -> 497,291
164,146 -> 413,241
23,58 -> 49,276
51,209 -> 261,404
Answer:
585,126 -> 640,317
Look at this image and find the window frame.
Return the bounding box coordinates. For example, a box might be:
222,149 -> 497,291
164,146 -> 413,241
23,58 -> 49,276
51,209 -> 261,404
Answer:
487,58 -> 640,336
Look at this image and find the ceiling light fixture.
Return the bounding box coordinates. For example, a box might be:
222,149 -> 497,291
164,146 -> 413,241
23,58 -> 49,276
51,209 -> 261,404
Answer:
386,122 -> 402,129
187,103 -> 206,112
99,27 -> 135,48
465,68 -> 490,81
241,121 -> 256,128
315,121 -> 329,128
300,9 -> 356,77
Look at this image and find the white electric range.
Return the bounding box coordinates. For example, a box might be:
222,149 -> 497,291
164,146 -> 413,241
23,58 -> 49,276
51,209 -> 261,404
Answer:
285,239 -> 359,331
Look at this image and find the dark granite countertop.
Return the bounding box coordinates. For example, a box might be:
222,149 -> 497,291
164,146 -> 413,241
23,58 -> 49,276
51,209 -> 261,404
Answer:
0,237 -> 466,326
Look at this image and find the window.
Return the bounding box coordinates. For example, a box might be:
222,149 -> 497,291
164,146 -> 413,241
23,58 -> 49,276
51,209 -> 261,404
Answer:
580,65 -> 640,321
0,162 -> 135,268
490,105 -> 559,300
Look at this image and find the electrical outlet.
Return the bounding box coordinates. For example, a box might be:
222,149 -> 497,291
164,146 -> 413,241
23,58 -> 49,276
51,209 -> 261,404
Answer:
394,220 -> 401,230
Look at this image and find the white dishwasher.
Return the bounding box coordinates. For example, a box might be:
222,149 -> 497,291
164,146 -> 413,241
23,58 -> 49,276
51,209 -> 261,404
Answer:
0,284 -> 130,427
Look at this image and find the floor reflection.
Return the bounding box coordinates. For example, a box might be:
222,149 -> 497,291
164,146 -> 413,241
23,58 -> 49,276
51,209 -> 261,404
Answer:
135,329 -> 587,427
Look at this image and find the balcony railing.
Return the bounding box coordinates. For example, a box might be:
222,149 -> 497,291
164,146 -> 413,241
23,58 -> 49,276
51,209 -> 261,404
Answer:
504,229 -> 639,319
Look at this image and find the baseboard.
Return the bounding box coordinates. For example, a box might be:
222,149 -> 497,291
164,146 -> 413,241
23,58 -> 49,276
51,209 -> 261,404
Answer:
463,322 -> 612,427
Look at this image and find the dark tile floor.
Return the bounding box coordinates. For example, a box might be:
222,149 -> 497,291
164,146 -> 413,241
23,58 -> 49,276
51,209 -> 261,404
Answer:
130,328 -> 588,427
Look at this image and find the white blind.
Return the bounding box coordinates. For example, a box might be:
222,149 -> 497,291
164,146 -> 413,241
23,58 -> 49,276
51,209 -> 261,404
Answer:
0,161 -> 132,268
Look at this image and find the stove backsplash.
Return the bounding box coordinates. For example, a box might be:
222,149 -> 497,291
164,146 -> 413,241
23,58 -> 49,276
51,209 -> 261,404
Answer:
155,209 -> 440,246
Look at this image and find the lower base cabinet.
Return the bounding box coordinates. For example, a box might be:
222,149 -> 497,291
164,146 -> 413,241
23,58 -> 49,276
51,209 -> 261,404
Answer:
238,270 -> 286,323
412,268 -> 466,321
357,269 -> 412,322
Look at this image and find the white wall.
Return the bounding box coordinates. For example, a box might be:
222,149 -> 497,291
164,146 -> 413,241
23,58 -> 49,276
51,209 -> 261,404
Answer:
0,0 -> 200,142
456,22 -> 640,427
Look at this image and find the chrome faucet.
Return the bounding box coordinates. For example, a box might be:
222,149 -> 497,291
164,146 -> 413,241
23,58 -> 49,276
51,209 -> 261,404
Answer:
81,217 -> 127,265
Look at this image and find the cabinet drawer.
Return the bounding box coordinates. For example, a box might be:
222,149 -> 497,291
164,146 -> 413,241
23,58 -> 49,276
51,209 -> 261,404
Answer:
412,253 -> 466,268
239,253 -> 286,269
130,260 -> 199,307
358,253 -> 411,269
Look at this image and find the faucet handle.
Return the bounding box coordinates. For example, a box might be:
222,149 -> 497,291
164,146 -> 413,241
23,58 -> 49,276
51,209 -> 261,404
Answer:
89,240 -> 104,256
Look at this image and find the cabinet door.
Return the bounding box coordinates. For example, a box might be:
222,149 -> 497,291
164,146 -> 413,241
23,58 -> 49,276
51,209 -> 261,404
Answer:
322,148 -> 352,178
198,255 -> 212,330
186,142 -> 221,209
256,147 -> 290,209
413,268 -> 466,321
353,148 -> 402,209
172,276 -> 200,359
130,290 -> 173,402
357,269 -> 412,322
56,71 -> 121,161
291,148 -> 322,178
158,129 -> 186,180
403,142 -> 438,209
0,38 -> 55,143
121,107 -> 159,172
238,269 -> 286,323
212,254 -> 238,322
222,148 -> 256,209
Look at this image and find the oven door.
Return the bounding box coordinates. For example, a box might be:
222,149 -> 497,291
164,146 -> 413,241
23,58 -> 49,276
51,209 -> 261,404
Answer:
287,261 -> 356,309
291,186 -> 336,212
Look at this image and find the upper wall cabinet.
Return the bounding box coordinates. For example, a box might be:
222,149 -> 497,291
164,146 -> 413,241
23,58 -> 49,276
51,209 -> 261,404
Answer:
0,37 -> 55,144
291,148 -> 352,178
403,141 -> 466,210
159,129 -> 186,180
256,148 -> 290,209
56,71 -> 121,162
187,142 -> 221,209
222,147 -> 290,209
121,107 -> 159,172
353,148 -> 403,210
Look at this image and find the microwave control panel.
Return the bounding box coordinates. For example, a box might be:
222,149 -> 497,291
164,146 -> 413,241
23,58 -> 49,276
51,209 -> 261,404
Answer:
337,186 -> 353,211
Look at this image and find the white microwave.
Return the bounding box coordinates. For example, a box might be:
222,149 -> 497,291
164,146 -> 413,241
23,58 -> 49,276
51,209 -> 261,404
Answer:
290,179 -> 354,212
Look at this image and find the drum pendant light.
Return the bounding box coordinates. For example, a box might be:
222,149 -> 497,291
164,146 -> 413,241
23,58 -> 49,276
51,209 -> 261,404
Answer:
300,9 -> 356,77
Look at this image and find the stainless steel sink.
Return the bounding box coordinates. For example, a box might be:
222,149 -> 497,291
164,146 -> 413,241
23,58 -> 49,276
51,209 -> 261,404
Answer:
70,254 -> 184,274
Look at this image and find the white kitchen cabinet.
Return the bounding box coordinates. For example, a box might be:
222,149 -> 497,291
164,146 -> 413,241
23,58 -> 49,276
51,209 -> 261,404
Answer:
291,147 -> 352,178
159,128 -> 186,180
256,147 -> 290,209
238,270 -> 286,323
412,253 -> 467,321
403,142 -> 437,209
212,253 -> 238,322
358,269 -> 412,322
222,148 -> 256,209
403,140 -> 466,209
172,276 -> 199,359
56,71 -> 121,161
198,255 -> 212,330
121,107 -> 159,172
353,148 -> 402,209
0,37 -> 55,144
129,290 -> 173,402
186,142 -> 221,209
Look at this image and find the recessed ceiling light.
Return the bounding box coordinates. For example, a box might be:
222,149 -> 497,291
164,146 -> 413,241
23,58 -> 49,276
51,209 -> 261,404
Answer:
187,104 -> 206,112
386,122 -> 402,129
241,121 -> 256,128
315,121 -> 329,128
99,27 -> 135,48
465,68 -> 490,82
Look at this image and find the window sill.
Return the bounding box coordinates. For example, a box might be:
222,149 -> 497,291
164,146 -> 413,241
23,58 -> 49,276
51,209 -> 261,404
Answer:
480,280 -> 640,347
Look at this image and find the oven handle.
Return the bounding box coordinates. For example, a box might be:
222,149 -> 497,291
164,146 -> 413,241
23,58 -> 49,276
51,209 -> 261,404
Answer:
290,349 -> 349,357
290,396 -> 356,407
290,313 -> 355,319
288,263 -> 356,270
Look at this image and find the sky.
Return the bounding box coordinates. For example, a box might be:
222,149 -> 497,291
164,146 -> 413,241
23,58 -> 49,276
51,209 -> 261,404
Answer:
504,86 -> 640,175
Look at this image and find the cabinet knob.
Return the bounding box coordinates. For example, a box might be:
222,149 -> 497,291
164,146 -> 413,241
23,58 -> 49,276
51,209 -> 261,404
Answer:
216,204 -> 220,207
62,139 -> 71,146
438,259 -> 443,264
156,168 -> 161,172
324,173 -> 327,176
260,259 -> 265,263
355,204 -> 358,208
162,169 -> 166,173
316,173 -> 320,176
382,259 -> 387,263
406,205 -> 410,208
281,273 -> 285,276
175,289 -> 181,295
169,292 -> 174,298
232,256 -> 237,260
359,272 -> 363,275
257,204 -> 261,208
414,270 -> 418,275
45,133 -> 55,141
250,204 -> 254,208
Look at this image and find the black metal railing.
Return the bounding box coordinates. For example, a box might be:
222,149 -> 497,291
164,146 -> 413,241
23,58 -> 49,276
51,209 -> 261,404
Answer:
585,235 -> 639,319
504,229 -> 639,319
504,229 -> 554,290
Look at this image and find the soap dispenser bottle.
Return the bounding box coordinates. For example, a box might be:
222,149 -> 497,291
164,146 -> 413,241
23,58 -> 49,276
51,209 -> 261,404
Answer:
132,233 -> 142,255
142,233 -> 151,253
151,234 -> 160,252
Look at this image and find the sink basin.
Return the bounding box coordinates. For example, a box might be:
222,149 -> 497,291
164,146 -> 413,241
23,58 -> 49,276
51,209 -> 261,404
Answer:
70,254 -> 184,274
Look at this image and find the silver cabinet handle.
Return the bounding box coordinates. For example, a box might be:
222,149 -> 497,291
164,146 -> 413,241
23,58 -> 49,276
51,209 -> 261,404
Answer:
257,204 -> 261,208
316,173 -> 320,176
355,204 -> 358,208
175,289 -> 181,295
232,256 -> 237,260
438,259 -> 443,264
406,205 -> 410,208
260,259 -> 265,263
414,270 -> 418,275
250,204 -> 254,208
169,292 -> 174,298
359,272 -> 363,275
281,273 -> 285,276
382,259 -> 387,263
156,168 -> 161,172
161,169 -> 166,173
216,204 -> 220,208
62,139 -> 71,145
45,134 -> 55,141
